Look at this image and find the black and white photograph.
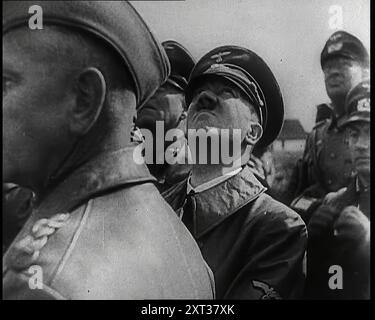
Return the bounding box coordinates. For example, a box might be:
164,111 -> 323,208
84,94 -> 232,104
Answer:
2,0 -> 370,307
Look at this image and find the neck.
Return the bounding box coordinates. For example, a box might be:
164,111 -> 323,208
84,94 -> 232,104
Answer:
190,146 -> 251,187
40,107 -> 135,199
190,156 -> 247,188
190,164 -> 227,188
331,97 -> 346,118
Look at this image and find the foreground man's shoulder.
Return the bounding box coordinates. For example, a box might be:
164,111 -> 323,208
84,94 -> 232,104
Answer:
71,184 -> 215,299
3,183 -> 214,299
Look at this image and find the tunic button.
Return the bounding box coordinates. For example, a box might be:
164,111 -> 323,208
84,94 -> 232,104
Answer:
330,152 -> 336,159
198,241 -> 204,248
327,179 -> 332,185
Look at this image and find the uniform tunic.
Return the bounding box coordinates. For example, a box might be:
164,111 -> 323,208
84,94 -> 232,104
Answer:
290,114 -> 354,202
163,165 -> 307,299
3,147 -> 215,300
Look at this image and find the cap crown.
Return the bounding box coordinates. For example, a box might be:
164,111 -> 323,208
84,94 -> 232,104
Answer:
162,40 -> 195,90
186,45 -> 284,149
321,30 -> 369,68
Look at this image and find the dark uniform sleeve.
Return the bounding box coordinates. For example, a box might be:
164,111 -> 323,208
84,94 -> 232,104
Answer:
288,129 -> 318,201
225,204 -> 307,299
288,125 -> 329,223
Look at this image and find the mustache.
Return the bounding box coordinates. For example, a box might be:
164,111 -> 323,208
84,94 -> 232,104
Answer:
326,73 -> 343,82
189,101 -> 218,118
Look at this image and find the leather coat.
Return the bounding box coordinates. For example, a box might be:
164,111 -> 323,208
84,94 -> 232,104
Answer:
163,165 -> 307,299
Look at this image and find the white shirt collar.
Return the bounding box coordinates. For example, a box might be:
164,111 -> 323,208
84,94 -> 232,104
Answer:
187,167 -> 243,195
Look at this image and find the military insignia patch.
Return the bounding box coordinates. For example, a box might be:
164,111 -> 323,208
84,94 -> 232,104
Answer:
362,82 -> 370,89
357,98 -> 370,112
327,42 -> 343,53
252,280 -> 282,300
209,63 -> 224,71
210,51 -> 231,63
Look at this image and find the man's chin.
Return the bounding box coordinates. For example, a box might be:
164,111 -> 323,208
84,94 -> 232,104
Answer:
327,86 -> 347,100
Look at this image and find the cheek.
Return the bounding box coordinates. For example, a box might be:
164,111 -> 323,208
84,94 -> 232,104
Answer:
346,66 -> 364,85
163,96 -> 184,120
186,111 -> 196,130
4,84 -> 70,164
3,96 -> 47,179
349,142 -> 357,159
227,102 -> 251,130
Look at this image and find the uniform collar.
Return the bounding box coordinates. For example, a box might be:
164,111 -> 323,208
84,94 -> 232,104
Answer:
186,167 -> 242,194
33,147 -> 156,218
329,110 -> 347,130
355,175 -> 369,193
187,165 -> 266,238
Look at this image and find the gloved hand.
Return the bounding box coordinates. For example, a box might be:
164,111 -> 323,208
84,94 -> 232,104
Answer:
333,206 -> 370,245
307,204 -> 340,240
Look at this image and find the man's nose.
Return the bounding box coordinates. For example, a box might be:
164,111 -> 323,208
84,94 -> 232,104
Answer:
356,135 -> 370,150
195,91 -> 218,111
326,68 -> 340,77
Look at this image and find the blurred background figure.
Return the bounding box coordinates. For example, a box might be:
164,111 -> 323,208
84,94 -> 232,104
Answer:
135,40 -> 195,192
249,145 -> 276,191
304,80 -> 370,299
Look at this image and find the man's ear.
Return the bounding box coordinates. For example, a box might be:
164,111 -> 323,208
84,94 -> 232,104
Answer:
175,111 -> 188,134
178,110 -> 187,122
70,67 -> 106,136
244,121 -> 263,146
362,67 -> 370,80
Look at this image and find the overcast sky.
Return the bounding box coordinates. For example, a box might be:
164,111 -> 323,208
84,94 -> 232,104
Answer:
131,0 -> 370,132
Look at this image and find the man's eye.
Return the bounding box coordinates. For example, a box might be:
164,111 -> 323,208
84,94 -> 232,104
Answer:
220,88 -> 236,97
339,60 -> 353,68
3,78 -> 12,94
349,130 -> 359,139
3,76 -> 16,93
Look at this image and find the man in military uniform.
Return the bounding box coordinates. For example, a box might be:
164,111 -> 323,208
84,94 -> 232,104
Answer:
305,80 -> 370,299
3,1 -> 214,299
290,31 -> 369,220
135,40 -> 195,192
163,46 -> 307,299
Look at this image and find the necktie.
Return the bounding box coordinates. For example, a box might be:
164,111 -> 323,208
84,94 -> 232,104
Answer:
181,191 -> 196,236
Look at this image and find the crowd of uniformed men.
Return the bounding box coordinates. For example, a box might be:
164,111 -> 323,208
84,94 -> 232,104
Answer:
3,1 -> 370,300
